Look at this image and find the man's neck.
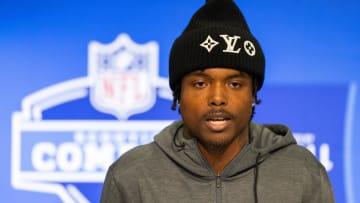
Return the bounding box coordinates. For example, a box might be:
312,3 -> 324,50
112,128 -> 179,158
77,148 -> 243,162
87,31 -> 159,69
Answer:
198,135 -> 248,174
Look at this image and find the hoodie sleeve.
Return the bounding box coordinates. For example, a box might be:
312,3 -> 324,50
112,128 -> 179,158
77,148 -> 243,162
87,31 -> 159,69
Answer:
303,165 -> 336,203
319,167 -> 336,203
100,166 -> 123,203
101,161 -> 143,203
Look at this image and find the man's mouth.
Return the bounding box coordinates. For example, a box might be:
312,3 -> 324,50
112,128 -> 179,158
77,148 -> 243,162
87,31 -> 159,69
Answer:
205,117 -> 231,131
206,117 -> 230,122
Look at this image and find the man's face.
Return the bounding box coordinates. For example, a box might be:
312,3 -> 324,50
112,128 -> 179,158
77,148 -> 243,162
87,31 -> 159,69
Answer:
179,67 -> 254,151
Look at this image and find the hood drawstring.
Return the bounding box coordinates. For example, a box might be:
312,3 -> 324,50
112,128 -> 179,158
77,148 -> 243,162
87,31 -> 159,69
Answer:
253,153 -> 261,203
173,124 -> 185,149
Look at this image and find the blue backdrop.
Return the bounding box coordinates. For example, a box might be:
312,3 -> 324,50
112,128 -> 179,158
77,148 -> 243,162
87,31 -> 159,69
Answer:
1,0 -> 359,202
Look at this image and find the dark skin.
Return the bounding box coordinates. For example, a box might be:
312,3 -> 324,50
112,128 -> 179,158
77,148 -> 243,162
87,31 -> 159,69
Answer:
179,67 -> 254,174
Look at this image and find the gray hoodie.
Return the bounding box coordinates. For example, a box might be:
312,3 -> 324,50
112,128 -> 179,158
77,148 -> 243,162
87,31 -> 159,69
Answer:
101,121 -> 335,203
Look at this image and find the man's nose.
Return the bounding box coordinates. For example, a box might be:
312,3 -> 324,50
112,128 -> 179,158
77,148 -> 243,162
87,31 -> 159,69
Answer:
208,83 -> 227,106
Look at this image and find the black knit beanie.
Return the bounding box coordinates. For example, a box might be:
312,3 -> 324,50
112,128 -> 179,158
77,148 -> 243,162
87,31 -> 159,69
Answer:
169,0 -> 265,91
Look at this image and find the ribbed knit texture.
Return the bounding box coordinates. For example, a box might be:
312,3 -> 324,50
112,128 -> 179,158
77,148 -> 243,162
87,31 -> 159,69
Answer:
169,0 -> 265,91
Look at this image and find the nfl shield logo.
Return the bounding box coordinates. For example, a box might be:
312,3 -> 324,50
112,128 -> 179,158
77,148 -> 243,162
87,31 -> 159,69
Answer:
88,34 -> 159,120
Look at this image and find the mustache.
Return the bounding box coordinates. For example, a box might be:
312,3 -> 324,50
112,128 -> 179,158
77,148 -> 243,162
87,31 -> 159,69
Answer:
203,109 -> 234,120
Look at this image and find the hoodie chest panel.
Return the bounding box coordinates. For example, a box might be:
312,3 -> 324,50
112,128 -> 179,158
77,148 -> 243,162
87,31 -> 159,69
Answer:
132,159 -> 216,203
137,171 -> 215,202
221,173 -> 255,202
136,164 -> 260,203
254,156 -> 305,203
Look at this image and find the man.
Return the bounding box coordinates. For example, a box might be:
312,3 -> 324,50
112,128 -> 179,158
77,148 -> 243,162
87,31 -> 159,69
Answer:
101,0 -> 335,202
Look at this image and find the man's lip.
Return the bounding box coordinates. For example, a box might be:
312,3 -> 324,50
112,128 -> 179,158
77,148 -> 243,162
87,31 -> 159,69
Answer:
206,117 -> 230,121
204,110 -> 232,120
205,119 -> 231,132
203,110 -> 233,131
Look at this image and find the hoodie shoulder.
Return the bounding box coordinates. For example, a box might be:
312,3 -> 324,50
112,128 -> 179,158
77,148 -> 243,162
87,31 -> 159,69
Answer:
250,122 -> 297,154
280,143 -> 326,172
109,121 -> 181,174
109,142 -> 158,174
251,122 -> 323,168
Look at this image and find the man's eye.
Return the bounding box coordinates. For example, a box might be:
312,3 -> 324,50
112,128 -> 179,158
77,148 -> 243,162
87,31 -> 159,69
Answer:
229,82 -> 242,88
193,81 -> 206,88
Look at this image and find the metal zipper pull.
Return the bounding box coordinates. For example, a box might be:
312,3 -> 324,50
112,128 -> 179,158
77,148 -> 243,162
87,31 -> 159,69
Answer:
216,173 -> 221,188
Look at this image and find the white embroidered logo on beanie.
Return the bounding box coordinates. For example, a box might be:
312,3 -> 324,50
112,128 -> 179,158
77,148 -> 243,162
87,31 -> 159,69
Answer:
200,35 -> 219,52
244,40 -> 256,56
220,34 -> 241,53
200,34 -> 256,56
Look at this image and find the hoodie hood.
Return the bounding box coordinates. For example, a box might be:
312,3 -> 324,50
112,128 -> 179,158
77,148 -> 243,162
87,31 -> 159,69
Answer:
154,121 -> 296,178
